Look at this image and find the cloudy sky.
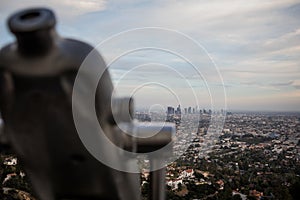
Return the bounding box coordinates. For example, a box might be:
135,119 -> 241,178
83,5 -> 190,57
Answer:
1,0 -> 300,111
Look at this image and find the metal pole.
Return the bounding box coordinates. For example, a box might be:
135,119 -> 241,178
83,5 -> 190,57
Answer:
149,159 -> 166,200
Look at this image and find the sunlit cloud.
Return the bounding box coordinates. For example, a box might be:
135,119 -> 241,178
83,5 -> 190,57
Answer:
0,0 -> 107,18
292,80 -> 300,89
0,0 -> 299,111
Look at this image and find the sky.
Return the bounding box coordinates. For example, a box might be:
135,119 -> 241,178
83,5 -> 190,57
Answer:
0,0 -> 300,111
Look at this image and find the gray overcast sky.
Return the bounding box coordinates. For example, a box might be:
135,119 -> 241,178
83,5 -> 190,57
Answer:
1,0 -> 300,111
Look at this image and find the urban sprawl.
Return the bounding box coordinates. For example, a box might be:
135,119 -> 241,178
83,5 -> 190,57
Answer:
0,107 -> 300,200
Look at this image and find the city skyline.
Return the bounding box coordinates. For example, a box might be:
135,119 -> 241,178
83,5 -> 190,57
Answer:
0,0 -> 299,111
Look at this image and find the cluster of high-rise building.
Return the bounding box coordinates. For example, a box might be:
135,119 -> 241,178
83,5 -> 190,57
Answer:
166,105 -> 182,124
183,106 -> 213,115
134,112 -> 151,122
165,105 -> 219,125
134,105 -> 226,126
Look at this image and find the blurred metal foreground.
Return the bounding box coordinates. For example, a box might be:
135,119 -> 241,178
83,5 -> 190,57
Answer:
0,7 -> 175,200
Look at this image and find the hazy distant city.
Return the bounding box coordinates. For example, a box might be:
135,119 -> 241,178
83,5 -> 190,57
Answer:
136,106 -> 300,200
1,107 -> 300,199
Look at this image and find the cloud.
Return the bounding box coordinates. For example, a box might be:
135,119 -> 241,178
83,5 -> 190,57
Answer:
0,0 -> 108,46
0,0 -> 107,18
0,0 -> 299,110
238,80 -> 294,91
269,81 -> 294,87
264,29 -> 300,49
292,80 -> 300,89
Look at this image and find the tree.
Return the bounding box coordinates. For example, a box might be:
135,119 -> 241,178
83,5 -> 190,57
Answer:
177,183 -> 182,191
217,184 -> 232,200
195,171 -> 205,180
232,194 -> 242,200
289,179 -> 300,200
247,196 -> 256,200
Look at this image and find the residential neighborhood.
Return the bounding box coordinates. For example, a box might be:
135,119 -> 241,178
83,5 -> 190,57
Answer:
142,111 -> 300,200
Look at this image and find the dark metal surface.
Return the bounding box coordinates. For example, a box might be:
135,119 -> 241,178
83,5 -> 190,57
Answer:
0,7 -> 140,200
149,160 -> 166,200
0,7 -> 175,200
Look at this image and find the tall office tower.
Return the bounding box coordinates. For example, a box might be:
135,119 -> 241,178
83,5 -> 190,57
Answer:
188,107 -> 192,114
176,105 -> 182,121
176,105 -> 181,114
166,106 -> 175,122
184,108 -> 187,115
167,106 -> 175,115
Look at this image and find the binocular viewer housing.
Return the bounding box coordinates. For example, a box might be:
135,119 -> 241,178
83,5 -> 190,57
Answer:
0,7 -> 175,200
